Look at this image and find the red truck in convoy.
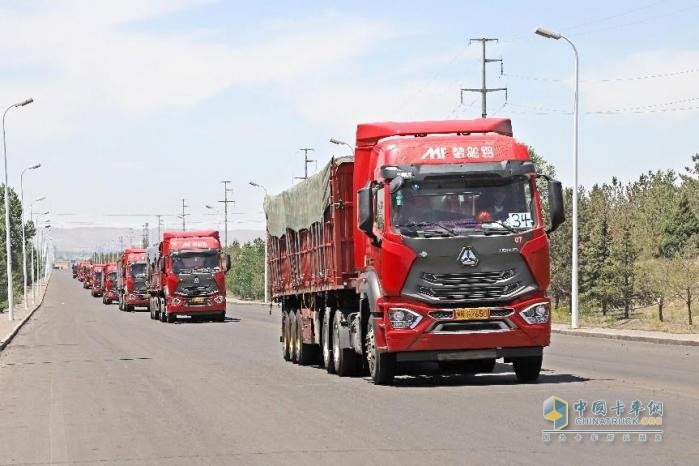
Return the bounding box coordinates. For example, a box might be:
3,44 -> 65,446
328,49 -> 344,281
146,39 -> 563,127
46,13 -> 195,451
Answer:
82,263 -> 94,289
102,262 -> 119,304
117,248 -> 149,312
90,264 -> 105,297
146,230 -> 231,323
265,118 -> 565,385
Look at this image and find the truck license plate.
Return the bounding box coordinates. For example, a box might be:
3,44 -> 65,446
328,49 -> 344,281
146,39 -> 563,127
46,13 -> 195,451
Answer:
190,297 -> 205,304
454,308 -> 490,320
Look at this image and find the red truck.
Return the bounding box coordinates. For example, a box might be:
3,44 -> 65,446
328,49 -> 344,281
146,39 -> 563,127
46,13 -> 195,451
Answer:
101,262 -> 119,304
82,263 -> 94,289
117,248 -> 149,312
146,230 -> 231,323
265,118 -> 565,385
90,264 -> 105,297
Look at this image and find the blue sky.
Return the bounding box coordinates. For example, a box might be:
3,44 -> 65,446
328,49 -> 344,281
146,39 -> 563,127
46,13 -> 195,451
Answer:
1,0 -> 697,237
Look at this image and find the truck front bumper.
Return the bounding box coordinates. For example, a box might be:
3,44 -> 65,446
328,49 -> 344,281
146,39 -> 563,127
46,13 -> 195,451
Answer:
376,296 -> 551,354
166,295 -> 226,317
125,293 -> 149,307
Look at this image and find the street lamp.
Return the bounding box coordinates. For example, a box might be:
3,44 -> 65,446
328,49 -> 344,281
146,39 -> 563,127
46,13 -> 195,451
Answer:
249,181 -> 269,304
535,27 -> 580,329
20,163 -> 41,310
30,207 -> 48,304
3,97 -> 34,320
329,138 -> 354,154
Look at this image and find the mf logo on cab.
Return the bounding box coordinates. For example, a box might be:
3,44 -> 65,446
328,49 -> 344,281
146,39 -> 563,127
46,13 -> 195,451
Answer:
457,246 -> 479,266
543,396 -> 568,430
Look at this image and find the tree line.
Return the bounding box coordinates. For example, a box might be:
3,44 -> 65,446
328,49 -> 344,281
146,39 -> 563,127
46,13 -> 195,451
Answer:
0,185 -> 38,309
545,153 -> 699,325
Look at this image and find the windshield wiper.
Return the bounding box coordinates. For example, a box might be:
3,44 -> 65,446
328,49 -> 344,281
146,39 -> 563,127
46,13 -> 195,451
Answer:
396,222 -> 457,237
481,221 -> 517,234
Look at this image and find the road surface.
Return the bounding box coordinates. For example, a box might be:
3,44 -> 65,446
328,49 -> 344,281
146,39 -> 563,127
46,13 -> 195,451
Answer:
0,270 -> 697,465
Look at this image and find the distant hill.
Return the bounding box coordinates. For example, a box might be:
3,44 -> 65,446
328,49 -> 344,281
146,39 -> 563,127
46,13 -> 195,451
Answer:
50,227 -> 264,258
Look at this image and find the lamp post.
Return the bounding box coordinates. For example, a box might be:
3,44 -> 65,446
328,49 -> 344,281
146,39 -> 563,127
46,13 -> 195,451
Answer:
28,198 -> 46,304
535,27 -> 580,329
249,181 -> 269,304
20,164 -> 41,310
329,137 -> 354,155
3,97 -> 34,320
31,209 -> 48,304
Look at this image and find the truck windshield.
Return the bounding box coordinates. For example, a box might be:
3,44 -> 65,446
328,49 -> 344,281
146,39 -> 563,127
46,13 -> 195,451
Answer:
108,272 -> 117,282
95,272 -> 102,283
129,263 -> 147,278
391,175 -> 537,236
171,250 -> 220,274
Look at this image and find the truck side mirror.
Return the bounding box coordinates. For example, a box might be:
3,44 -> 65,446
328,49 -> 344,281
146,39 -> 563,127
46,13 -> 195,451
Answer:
547,180 -> 565,234
225,254 -> 232,272
357,184 -> 375,238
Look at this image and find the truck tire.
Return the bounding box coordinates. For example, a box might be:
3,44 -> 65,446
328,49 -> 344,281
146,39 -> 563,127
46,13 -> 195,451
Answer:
127,304 -> 134,312
332,311 -> 361,376
513,356 -> 542,383
321,313 -> 335,373
118,293 -> 124,311
474,358 -> 496,373
366,324 -> 395,385
295,311 -> 314,366
160,304 -> 167,322
166,311 -> 176,323
102,296 -> 107,305
281,310 -> 291,361
290,311 -> 300,363
215,311 -> 226,322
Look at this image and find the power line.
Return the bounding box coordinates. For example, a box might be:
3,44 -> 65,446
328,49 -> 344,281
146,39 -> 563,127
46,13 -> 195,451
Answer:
218,180 -> 234,248
461,38 -> 507,118
503,67 -> 699,83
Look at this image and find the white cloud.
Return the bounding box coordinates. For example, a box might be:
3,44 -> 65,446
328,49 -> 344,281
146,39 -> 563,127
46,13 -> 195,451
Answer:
0,2 -> 402,135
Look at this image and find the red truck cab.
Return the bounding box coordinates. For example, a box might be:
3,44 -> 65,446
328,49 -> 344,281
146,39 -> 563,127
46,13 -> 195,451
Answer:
117,248 -> 149,312
101,262 -> 118,304
83,263 -> 94,289
90,264 -> 105,297
147,230 -> 231,323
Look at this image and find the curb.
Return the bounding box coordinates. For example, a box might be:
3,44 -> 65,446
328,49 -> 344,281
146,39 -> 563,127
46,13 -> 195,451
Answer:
552,327 -> 699,347
0,279 -> 51,352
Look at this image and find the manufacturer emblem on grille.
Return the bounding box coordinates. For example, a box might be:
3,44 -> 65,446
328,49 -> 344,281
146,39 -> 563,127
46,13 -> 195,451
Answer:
193,277 -> 200,284
457,246 -> 479,266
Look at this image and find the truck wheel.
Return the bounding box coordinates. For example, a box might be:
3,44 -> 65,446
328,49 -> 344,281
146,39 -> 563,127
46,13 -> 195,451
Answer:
102,296 -> 107,305
281,310 -> 291,361
166,311 -> 176,323
118,294 -> 124,311
366,324 -> 395,385
216,311 -> 226,322
127,305 -> 134,312
474,358 -> 496,373
160,304 -> 167,322
513,356 -> 542,383
295,311 -> 314,366
332,311 -> 360,376
290,311 -> 300,363
321,313 -> 334,373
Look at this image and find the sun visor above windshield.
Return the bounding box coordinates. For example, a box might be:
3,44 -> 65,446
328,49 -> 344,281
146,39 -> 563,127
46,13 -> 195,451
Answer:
169,237 -> 220,251
402,160 -> 536,180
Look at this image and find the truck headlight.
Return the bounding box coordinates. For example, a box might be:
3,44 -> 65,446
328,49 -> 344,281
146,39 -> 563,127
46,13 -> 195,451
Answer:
214,295 -> 225,304
388,307 -> 422,329
171,297 -> 182,306
519,303 -> 550,324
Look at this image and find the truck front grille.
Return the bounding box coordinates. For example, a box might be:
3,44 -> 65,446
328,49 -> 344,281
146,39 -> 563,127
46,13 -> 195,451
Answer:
418,270 -> 521,301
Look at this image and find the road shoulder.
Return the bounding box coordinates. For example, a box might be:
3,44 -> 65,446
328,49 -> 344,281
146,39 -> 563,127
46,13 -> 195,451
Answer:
0,279 -> 50,351
552,322 -> 699,346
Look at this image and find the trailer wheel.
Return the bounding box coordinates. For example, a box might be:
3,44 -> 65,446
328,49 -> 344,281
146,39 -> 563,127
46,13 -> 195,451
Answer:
332,311 -> 360,376
295,311 -> 314,366
290,311 -> 300,363
281,310 -> 291,361
321,313 -> 334,373
366,324 -> 395,385
513,356 -> 542,383
474,358 -> 496,374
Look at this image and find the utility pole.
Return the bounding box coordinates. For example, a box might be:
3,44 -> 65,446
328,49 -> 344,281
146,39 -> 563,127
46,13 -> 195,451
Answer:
181,199 -> 189,231
295,148 -> 315,180
142,222 -> 149,248
218,181 -> 234,248
461,38 -> 507,118
155,215 -> 163,242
